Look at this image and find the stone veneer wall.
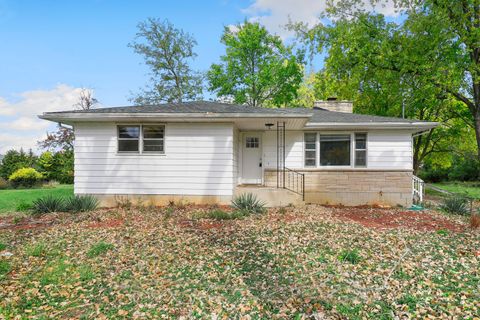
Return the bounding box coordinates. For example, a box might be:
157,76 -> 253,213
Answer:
264,169 -> 413,207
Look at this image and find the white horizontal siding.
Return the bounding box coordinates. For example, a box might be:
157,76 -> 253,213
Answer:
262,129 -> 413,170
263,131 -> 303,169
367,131 -> 412,170
74,122 -> 235,196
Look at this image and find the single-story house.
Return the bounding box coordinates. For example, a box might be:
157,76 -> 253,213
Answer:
39,100 -> 437,207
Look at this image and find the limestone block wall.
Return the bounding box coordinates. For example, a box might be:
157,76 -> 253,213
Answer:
264,169 -> 413,207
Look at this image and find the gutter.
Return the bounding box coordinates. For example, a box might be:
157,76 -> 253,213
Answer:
38,112 -> 313,122
304,122 -> 439,130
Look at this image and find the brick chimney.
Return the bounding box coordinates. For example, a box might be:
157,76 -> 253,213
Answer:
314,98 -> 353,113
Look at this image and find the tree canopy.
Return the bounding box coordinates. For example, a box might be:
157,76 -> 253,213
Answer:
130,18 -> 203,104
207,21 -> 304,107
288,1 -> 479,172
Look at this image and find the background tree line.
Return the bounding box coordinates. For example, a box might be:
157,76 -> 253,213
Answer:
1,0 -> 478,186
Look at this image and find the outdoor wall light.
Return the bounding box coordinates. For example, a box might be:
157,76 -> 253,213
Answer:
265,123 -> 274,130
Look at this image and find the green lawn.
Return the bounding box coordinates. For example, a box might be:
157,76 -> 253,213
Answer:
0,185 -> 73,214
430,181 -> 480,199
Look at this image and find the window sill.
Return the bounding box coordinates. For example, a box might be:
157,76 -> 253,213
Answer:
116,152 -> 166,156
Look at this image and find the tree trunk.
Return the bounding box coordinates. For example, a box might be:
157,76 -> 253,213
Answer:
474,115 -> 480,160
412,136 -> 422,175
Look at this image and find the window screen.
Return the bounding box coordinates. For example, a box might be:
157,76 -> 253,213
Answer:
143,125 -> 165,153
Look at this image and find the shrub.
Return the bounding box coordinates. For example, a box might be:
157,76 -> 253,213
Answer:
0,149 -> 37,180
338,249 -> 361,264
8,168 -> 43,188
439,196 -> 470,215
52,150 -> 74,184
64,195 -> 99,213
0,178 -> 8,189
231,193 -> 266,214
448,155 -> 480,181
87,242 -> 114,257
32,195 -> 65,214
418,166 -> 449,183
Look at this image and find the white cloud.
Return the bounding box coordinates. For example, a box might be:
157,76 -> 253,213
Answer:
242,0 -> 326,38
0,84 -> 85,154
242,0 -> 400,38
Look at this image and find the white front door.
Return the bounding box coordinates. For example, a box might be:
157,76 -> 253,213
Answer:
241,132 -> 262,184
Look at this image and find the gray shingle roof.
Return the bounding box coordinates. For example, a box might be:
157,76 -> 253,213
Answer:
44,100 -> 425,123
49,101 -> 294,115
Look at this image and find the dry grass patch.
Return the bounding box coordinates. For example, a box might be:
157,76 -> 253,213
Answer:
0,205 -> 478,319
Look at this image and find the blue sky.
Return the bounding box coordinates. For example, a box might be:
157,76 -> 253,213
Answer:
0,0 -> 252,105
0,0 -> 398,153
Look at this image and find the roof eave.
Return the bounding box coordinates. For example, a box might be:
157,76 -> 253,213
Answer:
304,122 -> 439,130
38,112 -> 313,124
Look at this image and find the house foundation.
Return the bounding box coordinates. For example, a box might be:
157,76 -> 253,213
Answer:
264,169 -> 413,207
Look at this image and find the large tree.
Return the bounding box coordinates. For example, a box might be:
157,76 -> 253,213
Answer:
290,11 -> 474,172
129,18 -> 203,104
311,0 -> 480,160
207,21 -> 304,107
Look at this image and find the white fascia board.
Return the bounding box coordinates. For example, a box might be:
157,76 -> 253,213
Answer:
38,112 -> 313,123
304,122 -> 439,130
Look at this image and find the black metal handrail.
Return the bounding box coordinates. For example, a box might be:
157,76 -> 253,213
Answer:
284,167 -> 305,201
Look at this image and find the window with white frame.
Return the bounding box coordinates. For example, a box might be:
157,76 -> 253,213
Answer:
304,132 -> 368,167
304,133 -> 317,166
117,125 -> 165,153
354,133 -> 367,167
320,134 -> 351,166
143,125 -> 165,152
118,125 -> 140,152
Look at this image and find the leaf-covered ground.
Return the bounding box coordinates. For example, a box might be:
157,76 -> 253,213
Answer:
0,205 -> 479,319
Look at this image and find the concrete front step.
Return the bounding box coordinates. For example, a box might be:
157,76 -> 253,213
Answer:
234,185 -> 304,207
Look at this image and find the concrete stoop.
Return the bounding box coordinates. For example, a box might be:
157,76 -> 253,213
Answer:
234,185 -> 304,207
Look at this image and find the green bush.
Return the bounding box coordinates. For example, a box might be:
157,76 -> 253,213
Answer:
64,195 -> 99,213
52,150 -> 74,184
447,155 -> 480,181
0,177 -> 8,190
32,195 -> 65,214
419,154 -> 480,182
439,196 -> 470,215
418,166 -> 449,183
8,168 -> 43,188
0,149 -> 37,180
231,193 -> 266,214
